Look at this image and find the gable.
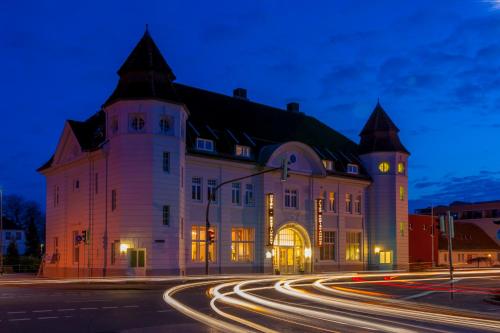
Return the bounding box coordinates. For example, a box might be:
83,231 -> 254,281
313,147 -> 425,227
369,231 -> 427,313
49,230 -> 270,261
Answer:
52,122 -> 84,167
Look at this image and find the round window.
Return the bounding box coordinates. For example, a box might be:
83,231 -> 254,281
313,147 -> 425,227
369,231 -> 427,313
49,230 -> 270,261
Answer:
131,117 -> 145,130
378,162 -> 390,173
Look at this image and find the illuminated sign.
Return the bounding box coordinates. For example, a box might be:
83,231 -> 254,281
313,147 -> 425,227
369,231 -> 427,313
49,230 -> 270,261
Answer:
316,198 -> 323,246
267,193 -> 275,245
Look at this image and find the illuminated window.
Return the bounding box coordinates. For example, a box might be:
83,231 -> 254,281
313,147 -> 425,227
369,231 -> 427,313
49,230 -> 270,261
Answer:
284,189 -> 298,208
196,138 -> 214,152
346,231 -> 361,261
397,162 -> 405,174
323,160 -> 334,171
191,226 -> 216,262
354,195 -> 361,214
399,222 -> 405,237
235,145 -> 251,158
327,192 -> 336,212
379,250 -> 392,264
345,193 -> 352,213
320,231 -> 336,260
347,164 -> 359,174
399,186 -> 405,201
192,177 -> 202,201
378,162 -> 390,173
231,228 -> 254,262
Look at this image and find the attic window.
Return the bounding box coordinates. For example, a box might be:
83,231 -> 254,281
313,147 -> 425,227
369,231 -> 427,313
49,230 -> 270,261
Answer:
347,164 -> 359,174
130,115 -> 145,131
322,160 -> 334,171
196,138 -> 214,152
235,145 -> 251,158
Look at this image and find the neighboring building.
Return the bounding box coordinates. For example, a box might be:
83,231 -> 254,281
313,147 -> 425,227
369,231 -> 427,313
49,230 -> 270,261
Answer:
38,29 -> 410,277
408,214 -> 439,269
437,222 -> 500,267
1,217 -> 26,255
415,201 -> 500,247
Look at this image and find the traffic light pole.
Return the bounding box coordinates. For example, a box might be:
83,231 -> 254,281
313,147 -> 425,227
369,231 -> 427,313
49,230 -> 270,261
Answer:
204,165 -> 286,275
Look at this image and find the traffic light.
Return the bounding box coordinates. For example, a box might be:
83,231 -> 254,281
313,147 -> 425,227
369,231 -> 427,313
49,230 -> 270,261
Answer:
280,158 -> 289,182
208,229 -> 215,244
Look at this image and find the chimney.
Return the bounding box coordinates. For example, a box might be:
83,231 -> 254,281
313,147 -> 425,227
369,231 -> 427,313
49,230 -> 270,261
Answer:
233,88 -> 247,99
287,102 -> 300,113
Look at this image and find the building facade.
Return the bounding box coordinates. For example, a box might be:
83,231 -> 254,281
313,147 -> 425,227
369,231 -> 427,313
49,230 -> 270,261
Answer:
1,218 -> 27,256
38,30 -> 410,277
408,214 -> 439,269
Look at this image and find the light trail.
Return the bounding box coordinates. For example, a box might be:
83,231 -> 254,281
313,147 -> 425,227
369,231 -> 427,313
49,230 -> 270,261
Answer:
163,270 -> 500,333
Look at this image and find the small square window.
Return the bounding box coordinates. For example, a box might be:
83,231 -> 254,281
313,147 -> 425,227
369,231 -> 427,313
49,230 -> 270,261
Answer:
347,164 -> 359,174
235,145 -> 251,157
196,138 -> 214,152
322,160 -> 334,171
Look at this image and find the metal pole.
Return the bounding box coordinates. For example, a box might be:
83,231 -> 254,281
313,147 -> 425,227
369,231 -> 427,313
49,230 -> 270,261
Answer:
447,211 -> 454,299
204,166 -> 282,275
0,189 -> 3,275
431,205 -> 434,268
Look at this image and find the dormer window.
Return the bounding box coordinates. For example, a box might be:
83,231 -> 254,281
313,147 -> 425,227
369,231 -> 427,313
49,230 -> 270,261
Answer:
160,116 -> 172,134
196,138 -> 214,152
347,164 -> 359,174
130,115 -> 145,131
322,160 -> 334,171
235,145 -> 251,158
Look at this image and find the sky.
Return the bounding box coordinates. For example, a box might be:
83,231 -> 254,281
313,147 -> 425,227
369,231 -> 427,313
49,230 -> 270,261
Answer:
1,0 -> 500,212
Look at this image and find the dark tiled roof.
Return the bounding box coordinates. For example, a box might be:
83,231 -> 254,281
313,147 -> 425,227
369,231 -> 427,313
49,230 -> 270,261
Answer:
67,111 -> 106,151
358,102 -> 409,155
438,222 -> 500,251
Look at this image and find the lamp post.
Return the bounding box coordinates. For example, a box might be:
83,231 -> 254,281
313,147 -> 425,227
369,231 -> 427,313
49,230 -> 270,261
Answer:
204,162 -> 288,275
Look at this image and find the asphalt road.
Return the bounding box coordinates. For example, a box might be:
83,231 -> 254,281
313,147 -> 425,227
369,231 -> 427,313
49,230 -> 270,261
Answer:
0,270 -> 499,333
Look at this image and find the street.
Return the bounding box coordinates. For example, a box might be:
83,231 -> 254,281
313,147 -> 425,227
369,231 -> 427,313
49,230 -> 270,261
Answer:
0,270 -> 499,332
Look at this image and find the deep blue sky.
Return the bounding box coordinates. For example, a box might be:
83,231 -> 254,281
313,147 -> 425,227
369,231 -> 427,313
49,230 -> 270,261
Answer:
1,1 -> 500,211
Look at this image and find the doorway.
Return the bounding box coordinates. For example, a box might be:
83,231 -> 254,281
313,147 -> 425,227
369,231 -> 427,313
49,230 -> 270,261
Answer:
273,226 -> 306,274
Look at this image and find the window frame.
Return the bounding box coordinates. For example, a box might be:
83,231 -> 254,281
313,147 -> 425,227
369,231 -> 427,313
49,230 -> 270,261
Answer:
231,183 -> 241,205
192,177 -> 202,201
162,152 -> 170,173
231,227 -> 255,263
244,183 -> 255,206
191,225 -> 216,263
196,138 -> 215,152
345,231 -> 361,261
162,205 -> 170,226
347,164 -> 359,174
207,179 -> 218,203
320,230 -> 336,261
235,145 -> 251,158
284,188 -> 298,209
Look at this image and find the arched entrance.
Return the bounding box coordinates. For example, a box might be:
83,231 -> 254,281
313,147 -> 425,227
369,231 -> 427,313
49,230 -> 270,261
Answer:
273,224 -> 311,274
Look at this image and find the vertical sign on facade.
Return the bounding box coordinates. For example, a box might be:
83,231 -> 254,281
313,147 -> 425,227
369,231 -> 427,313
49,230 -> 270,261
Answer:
267,193 -> 275,245
316,198 -> 323,246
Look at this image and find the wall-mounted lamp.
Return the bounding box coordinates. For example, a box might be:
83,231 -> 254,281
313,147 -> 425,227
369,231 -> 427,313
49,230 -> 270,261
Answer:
265,251 -> 272,259
120,243 -> 129,254
304,248 -> 312,258
374,246 -> 381,254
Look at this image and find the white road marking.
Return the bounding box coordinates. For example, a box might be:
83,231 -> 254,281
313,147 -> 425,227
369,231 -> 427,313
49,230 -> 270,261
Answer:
33,310 -> 52,313
37,316 -> 58,320
80,307 -> 98,310
156,309 -> 174,313
122,305 -> 139,308
9,318 -> 30,322
57,308 -> 75,312
8,311 -> 27,314
102,306 -> 118,309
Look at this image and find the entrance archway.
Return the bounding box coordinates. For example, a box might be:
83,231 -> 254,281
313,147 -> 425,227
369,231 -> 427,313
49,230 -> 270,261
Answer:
273,224 -> 311,274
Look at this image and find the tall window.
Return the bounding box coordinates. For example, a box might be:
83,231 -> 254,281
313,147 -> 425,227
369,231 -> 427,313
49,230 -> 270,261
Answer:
354,195 -> 361,214
284,189 -> 298,208
327,192 -> 336,212
378,162 -> 390,173
397,162 -> 405,174
399,186 -> 405,201
111,190 -> 117,211
320,231 -> 336,260
231,228 -> 254,262
159,116 -> 172,134
191,226 -> 216,262
111,116 -> 119,134
399,222 -> 405,237
345,193 -> 352,213
244,184 -> 254,206
196,138 -> 214,152
192,177 -> 202,201
130,116 -> 145,131
346,231 -> 361,261
232,183 -> 241,205
129,249 -> 145,268
207,179 -> 217,202
163,152 -> 170,173
162,205 -> 170,226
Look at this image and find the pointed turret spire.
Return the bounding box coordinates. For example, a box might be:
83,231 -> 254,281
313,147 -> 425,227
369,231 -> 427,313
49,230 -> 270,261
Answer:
358,101 -> 409,155
104,29 -> 178,107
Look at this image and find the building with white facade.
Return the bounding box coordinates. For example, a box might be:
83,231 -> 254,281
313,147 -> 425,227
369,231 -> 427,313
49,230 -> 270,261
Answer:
38,30 -> 410,277
1,217 -> 27,256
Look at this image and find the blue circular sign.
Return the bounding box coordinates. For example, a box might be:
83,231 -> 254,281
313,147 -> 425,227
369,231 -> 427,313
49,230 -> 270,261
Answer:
289,154 -> 297,164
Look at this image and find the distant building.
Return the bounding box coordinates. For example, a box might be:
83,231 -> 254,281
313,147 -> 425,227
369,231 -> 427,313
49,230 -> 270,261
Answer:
408,214 -> 438,269
415,201 -> 500,246
1,217 -> 26,255
38,29 -> 410,277
437,222 -> 500,267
